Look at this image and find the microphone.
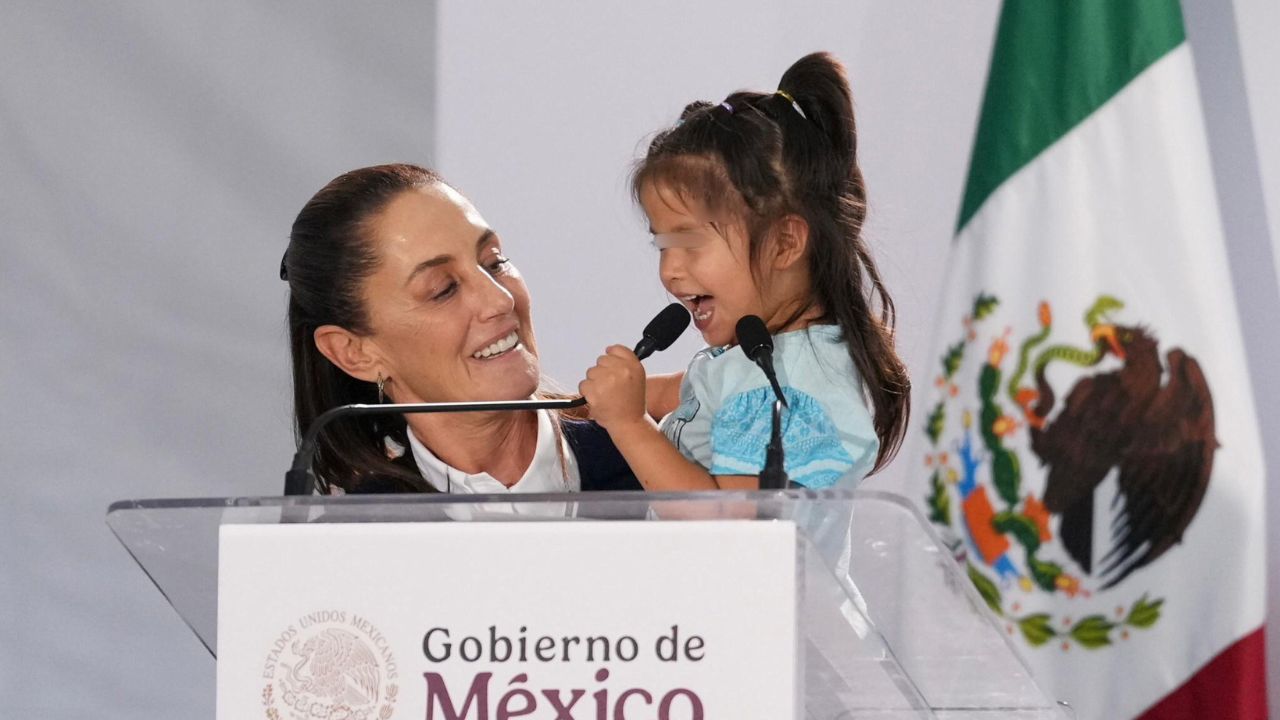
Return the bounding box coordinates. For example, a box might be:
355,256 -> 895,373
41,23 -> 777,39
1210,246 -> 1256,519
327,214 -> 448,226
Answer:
633,303 -> 691,360
736,315 -> 787,407
285,304 -> 694,495
735,315 -> 790,490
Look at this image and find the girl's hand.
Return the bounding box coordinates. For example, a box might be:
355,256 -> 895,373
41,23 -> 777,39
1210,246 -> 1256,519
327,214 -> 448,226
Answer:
579,345 -> 647,432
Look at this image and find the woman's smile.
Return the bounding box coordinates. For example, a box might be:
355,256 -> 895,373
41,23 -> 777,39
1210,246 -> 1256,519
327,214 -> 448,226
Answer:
470,329 -> 521,360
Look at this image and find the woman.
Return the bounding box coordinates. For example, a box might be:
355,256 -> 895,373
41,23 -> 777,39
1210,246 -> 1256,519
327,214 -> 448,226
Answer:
281,163 -> 638,494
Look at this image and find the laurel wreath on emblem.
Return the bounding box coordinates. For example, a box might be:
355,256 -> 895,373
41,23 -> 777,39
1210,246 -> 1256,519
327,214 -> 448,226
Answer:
262,683 -> 279,720
262,681 -> 396,720
380,685 -> 398,720
923,292 -> 1218,650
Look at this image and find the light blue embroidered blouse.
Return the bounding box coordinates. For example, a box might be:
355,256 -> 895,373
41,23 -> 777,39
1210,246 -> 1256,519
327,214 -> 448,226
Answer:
659,325 -> 879,488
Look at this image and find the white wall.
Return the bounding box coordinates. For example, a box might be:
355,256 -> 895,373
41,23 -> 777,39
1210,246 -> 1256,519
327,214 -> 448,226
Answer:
1185,0 -> 1280,712
435,0 -> 1001,427
0,2 -> 434,718
1235,0 -> 1280,279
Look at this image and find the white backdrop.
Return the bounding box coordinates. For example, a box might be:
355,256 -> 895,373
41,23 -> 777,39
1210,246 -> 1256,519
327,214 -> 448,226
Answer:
435,2 -> 1000,391
0,2 -> 434,717
1,2 -> 1276,718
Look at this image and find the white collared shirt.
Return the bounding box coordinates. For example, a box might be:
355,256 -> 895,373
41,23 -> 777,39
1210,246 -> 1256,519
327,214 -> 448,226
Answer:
405,409 -> 581,495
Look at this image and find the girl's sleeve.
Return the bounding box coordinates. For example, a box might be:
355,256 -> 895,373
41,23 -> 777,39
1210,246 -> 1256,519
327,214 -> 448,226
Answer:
709,385 -> 876,488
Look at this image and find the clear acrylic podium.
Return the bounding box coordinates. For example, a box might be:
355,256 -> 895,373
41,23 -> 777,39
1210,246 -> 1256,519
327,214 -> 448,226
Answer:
107,488 -> 1069,718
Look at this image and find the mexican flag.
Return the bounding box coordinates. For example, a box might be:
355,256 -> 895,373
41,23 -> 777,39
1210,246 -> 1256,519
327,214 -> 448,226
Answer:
916,1 -> 1268,717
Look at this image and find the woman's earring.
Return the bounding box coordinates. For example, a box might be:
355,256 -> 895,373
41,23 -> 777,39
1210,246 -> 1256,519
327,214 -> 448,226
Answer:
376,373 -> 387,404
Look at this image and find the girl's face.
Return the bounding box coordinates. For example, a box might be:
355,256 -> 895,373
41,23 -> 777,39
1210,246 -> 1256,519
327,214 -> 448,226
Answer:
359,185 -> 541,403
641,181 -> 765,347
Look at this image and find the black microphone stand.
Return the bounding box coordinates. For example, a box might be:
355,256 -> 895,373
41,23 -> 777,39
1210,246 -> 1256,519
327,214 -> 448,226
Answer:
758,399 -> 788,490
284,397 -> 586,495
734,315 -> 791,490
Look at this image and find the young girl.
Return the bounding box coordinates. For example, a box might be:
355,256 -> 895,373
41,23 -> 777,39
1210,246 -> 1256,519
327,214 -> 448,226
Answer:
579,52 -> 910,491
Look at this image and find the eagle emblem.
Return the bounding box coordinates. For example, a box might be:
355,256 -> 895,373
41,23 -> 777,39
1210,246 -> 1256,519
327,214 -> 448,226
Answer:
285,629 -> 382,709
923,294 -> 1216,649
261,613 -> 399,720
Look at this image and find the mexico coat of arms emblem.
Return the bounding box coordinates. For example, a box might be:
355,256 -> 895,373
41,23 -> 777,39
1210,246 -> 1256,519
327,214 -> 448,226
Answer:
923,293 -> 1217,650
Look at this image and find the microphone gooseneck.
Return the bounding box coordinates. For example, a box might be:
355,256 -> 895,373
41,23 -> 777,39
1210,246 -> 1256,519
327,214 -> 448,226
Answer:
634,302 -> 691,360
284,397 -> 587,496
286,304 -> 693,496
760,399 -> 787,490
735,315 -> 790,490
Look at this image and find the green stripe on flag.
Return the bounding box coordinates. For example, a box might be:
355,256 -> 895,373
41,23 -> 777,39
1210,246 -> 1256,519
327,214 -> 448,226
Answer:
956,0 -> 1186,233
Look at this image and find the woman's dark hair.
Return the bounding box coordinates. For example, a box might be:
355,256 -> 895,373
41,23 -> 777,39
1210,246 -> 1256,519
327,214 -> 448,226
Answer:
632,52 -> 910,473
282,163 -> 441,493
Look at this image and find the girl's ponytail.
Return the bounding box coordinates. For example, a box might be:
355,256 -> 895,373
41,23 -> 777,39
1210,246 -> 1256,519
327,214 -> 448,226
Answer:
778,52 -> 856,167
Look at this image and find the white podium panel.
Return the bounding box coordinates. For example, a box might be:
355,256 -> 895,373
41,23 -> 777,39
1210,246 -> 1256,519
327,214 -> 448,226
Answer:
217,522 -> 798,719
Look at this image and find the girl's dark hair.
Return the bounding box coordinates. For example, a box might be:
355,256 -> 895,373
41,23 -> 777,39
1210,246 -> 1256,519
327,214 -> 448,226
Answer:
282,163 -> 441,493
632,52 -> 910,473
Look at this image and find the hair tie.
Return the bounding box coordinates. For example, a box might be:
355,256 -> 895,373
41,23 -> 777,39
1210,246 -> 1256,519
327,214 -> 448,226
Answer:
775,89 -> 807,120
719,101 -> 735,114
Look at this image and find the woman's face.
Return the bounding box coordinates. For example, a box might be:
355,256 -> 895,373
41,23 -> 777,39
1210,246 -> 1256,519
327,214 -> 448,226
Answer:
359,185 -> 540,403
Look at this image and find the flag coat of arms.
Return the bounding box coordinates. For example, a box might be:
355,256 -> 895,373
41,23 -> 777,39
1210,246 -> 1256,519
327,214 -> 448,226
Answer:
916,1 -> 1267,717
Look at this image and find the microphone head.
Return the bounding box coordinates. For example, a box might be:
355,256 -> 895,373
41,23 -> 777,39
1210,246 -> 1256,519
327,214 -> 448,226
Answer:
735,315 -> 773,360
643,303 -> 692,352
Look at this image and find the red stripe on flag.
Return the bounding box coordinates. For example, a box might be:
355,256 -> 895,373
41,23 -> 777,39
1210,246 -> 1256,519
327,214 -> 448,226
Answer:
1136,626 -> 1268,719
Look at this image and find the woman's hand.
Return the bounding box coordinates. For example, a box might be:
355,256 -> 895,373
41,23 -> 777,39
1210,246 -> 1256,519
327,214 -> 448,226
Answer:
579,345 -> 647,432
645,371 -> 684,420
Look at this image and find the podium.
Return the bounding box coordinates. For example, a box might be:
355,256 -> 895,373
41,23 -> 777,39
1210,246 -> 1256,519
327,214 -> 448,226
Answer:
108,488 -> 1069,718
